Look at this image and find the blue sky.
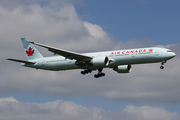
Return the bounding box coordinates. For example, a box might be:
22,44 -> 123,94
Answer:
76,0 -> 180,45
1,0 -> 180,120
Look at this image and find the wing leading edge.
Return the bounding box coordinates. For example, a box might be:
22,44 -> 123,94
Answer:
29,41 -> 92,61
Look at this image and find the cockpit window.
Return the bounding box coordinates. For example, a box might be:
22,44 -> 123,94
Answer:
167,50 -> 172,52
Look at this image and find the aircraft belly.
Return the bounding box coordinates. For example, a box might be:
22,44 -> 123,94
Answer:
44,61 -> 79,71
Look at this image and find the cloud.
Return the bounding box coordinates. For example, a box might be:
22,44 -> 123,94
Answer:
103,57 -> 180,103
0,3 -> 119,61
2,58 -> 180,103
0,97 -> 179,120
124,105 -> 179,120
168,44 -> 180,58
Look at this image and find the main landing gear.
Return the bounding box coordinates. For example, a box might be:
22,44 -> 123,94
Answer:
160,60 -> 166,69
94,69 -> 105,78
81,69 -> 92,75
81,68 -> 105,78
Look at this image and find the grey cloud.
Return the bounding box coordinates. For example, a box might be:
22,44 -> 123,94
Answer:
120,37 -> 155,49
0,97 -> 179,120
103,58 -> 180,103
155,43 -> 180,58
0,3 -> 118,60
2,58 -> 180,103
124,105 -> 179,120
168,44 -> 180,58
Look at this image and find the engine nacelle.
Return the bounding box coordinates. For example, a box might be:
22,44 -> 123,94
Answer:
114,65 -> 132,73
91,56 -> 109,67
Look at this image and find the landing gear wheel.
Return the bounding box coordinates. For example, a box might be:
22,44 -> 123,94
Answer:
94,73 -> 105,78
81,71 -> 85,75
160,66 -> 164,69
84,70 -> 88,74
101,73 -> 105,76
94,68 -> 105,78
88,69 -> 92,73
160,61 -> 166,70
81,69 -> 92,75
94,74 -> 99,78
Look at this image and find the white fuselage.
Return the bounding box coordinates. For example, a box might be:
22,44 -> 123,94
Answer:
22,47 -> 176,71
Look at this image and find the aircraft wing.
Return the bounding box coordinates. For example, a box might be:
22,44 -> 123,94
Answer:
7,58 -> 35,64
29,41 -> 92,61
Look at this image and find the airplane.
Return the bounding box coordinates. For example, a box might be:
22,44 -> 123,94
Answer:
7,38 -> 176,78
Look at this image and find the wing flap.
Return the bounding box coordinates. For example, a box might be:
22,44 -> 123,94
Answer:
29,41 -> 92,61
6,58 -> 35,64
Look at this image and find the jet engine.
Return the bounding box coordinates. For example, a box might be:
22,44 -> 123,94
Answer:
114,65 -> 132,73
91,56 -> 109,67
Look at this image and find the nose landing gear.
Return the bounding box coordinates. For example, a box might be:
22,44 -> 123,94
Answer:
160,60 -> 166,69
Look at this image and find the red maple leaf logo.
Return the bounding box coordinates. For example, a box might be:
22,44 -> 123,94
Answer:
26,47 -> 35,56
149,49 -> 153,52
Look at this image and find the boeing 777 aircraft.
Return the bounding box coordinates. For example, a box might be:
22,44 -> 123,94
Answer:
7,38 -> 176,78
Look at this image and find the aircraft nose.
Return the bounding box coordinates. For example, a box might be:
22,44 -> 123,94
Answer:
168,52 -> 176,59
172,52 -> 176,58
166,50 -> 176,59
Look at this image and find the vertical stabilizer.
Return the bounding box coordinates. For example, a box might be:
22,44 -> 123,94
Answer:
21,38 -> 43,60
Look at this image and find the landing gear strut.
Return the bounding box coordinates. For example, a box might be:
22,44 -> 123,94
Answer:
160,60 -> 166,69
81,69 -> 92,75
94,69 -> 105,78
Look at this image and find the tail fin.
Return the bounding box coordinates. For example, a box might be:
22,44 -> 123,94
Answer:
21,38 -> 43,60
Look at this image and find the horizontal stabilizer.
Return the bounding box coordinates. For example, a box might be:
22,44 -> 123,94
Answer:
6,58 -> 35,64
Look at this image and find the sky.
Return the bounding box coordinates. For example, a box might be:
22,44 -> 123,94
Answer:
0,0 -> 180,120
